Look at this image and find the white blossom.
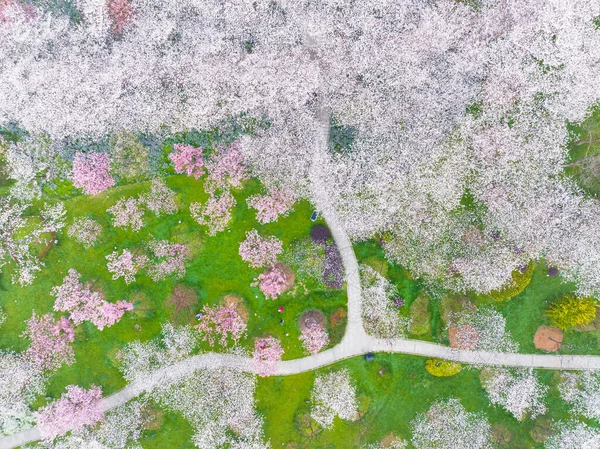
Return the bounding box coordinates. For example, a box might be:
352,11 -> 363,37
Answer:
360,265 -> 407,338
310,369 -> 358,429
480,368 -> 547,421
559,371 -> 600,422
411,398 -> 492,449
0,351 -> 46,436
545,421 -> 600,449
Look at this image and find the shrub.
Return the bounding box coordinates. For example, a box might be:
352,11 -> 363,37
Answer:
425,359 -> 462,377
546,295 -> 598,330
489,263 -> 534,301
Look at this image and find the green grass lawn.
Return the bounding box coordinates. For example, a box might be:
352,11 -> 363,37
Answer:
0,174 -> 347,403
138,352 -> 588,448
353,240 -> 600,357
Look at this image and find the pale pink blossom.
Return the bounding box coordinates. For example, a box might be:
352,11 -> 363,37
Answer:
299,319 -> 329,355
146,240 -> 189,281
247,187 -> 296,224
195,304 -> 247,347
22,312 -> 75,372
239,230 -> 283,268
253,336 -> 284,377
252,265 -> 289,300
52,269 -> 133,330
205,143 -> 247,192
67,217 -> 102,248
107,197 -> 144,231
169,144 -> 204,179
106,249 -> 148,284
72,152 -> 114,195
139,178 -> 178,216
190,190 -> 236,236
36,385 -> 104,441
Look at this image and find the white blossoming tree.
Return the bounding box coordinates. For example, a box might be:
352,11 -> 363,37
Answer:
411,398 -> 492,449
559,371 -> 600,422
360,265 -> 407,338
310,369 -> 358,429
545,421 -> 600,449
480,368 -> 547,421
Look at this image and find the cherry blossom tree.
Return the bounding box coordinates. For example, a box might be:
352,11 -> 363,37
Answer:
247,187 -> 296,224
35,385 -> 104,441
22,312 -> 75,371
480,367 -> 547,421
447,307 -> 518,354
0,198 -> 66,285
169,144 -> 204,179
106,249 -> 148,284
117,323 -> 198,383
545,421 -> 600,449
0,351 -> 46,436
49,399 -> 149,449
106,0 -> 133,34
360,265 -> 407,338
71,152 -> 114,195
252,336 -> 284,377
299,319 -> 329,355
239,230 -> 283,268
190,190 -> 236,236
205,143 -> 248,193
107,197 -> 144,231
139,178 -> 178,216
195,304 -> 247,347
67,217 -> 102,248
1,132 -> 67,200
151,368 -> 268,449
253,264 -> 289,300
2,0 -> 600,297
310,369 -> 358,429
559,371 -> 600,422
146,239 -> 189,281
411,398 -> 492,449
52,268 -> 134,330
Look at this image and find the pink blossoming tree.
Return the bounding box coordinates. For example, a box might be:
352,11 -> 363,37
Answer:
106,0 -> 133,35
253,336 -> 284,377
106,249 -> 149,284
35,385 -> 104,441
169,144 -> 204,179
52,269 -> 133,330
195,304 -> 247,347
72,152 -> 115,195
253,265 -> 289,300
190,190 -> 236,236
22,312 -> 75,371
146,240 -> 189,281
299,319 -> 329,355
205,143 -> 247,193
239,230 -> 283,268
107,197 -> 144,231
247,187 -> 296,224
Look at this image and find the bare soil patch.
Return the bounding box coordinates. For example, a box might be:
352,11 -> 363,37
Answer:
448,324 -> 479,350
298,310 -> 327,332
534,325 -> 563,352
223,294 -> 249,323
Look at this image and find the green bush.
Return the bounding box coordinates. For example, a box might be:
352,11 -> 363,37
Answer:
425,358 -> 462,377
546,295 -> 598,330
489,263 -> 534,301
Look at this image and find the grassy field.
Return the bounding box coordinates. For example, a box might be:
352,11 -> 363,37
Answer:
136,352 -> 590,448
0,174 -> 347,404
